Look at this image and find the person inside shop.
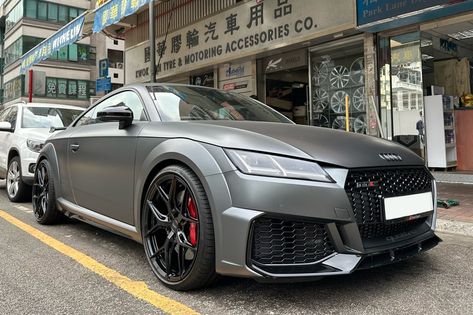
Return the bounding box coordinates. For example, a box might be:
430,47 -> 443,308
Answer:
416,111 -> 425,144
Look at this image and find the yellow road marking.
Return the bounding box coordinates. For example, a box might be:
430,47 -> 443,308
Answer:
0,210 -> 199,315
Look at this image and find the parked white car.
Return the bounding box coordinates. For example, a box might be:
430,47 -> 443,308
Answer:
0,103 -> 84,202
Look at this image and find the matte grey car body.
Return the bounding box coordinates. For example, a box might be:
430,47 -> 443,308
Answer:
35,84 -> 439,289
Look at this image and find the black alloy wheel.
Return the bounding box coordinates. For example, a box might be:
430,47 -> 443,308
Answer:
142,165 -> 217,291
32,159 -> 61,225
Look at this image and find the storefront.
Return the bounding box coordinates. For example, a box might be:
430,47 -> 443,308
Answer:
358,0 -> 473,170
124,0 -> 364,129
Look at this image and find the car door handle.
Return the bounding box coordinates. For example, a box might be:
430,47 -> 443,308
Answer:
70,144 -> 80,152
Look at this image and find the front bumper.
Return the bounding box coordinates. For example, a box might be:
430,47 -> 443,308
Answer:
213,167 -> 439,280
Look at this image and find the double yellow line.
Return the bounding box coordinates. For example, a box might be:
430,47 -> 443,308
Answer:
0,210 -> 198,315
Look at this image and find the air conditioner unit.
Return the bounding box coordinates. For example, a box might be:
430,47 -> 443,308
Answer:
116,62 -> 124,69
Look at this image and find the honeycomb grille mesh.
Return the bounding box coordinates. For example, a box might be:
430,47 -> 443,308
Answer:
345,167 -> 432,240
251,217 -> 334,265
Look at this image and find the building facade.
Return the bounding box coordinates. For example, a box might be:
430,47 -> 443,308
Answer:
121,0 -> 366,132
0,0 -> 124,107
118,0 -> 473,170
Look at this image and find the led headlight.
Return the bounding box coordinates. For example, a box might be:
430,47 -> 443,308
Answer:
26,139 -> 45,153
225,149 -> 334,182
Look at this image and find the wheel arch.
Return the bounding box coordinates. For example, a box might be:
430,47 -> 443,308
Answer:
36,143 -> 61,199
7,147 -> 20,164
134,139 -> 233,246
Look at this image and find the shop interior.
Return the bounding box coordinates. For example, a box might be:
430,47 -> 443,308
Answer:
310,39 -> 367,134
265,67 -> 308,125
379,18 -> 473,172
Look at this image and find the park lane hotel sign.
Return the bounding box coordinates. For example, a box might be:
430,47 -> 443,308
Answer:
20,15 -> 85,74
127,0 -> 354,83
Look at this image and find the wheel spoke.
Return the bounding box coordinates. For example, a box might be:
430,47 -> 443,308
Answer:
164,238 -> 174,279
157,185 -> 169,203
176,244 -> 186,277
179,190 -> 189,214
149,246 -> 165,259
168,176 -> 177,209
176,231 -> 196,251
37,167 -> 44,186
147,200 -> 171,225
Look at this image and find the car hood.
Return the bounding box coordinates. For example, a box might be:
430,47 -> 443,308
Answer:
143,121 -> 424,168
16,128 -> 55,141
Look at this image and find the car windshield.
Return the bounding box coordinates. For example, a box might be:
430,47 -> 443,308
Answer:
148,85 -> 292,123
22,106 -> 83,128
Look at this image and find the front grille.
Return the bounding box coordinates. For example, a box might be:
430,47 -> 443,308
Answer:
359,218 -> 426,239
345,167 -> 433,240
251,217 -> 334,266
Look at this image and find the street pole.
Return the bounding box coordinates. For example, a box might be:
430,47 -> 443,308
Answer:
149,0 -> 156,83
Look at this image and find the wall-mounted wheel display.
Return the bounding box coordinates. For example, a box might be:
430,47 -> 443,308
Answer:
354,114 -> 367,134
352,87 -> 366,112
313,88 -> 329,112
331,91 -> 349,114
332,116 -> 354,131
350,57 -> 364,85
313,114 -> 330,128
329,66 -> 350,88
312,63 -> 329,86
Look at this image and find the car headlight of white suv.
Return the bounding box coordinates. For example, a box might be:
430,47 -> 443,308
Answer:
26,139 -> 45,153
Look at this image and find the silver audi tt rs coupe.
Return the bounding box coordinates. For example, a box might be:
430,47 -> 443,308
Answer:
33,84 -> 440,290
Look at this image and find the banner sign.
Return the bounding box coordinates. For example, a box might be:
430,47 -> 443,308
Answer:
93,0 -> 149,33
20,16 -> 85,74
126,0 -> 354,83
357,0 -> 473,29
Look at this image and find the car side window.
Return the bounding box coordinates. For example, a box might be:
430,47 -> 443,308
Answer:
0,108 -> 11,122
75,91 -> 147,127
5,106 -> 18,129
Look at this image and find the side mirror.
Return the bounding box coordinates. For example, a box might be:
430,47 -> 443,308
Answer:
97,105 -> 133,129
0,122 -> 13,132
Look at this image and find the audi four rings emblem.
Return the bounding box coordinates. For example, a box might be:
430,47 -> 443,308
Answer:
379,153 -> 403,161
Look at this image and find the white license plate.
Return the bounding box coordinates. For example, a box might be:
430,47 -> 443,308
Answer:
384,192 -> 433,221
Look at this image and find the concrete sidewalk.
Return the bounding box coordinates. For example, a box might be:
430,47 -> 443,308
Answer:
436,183 -> 473,237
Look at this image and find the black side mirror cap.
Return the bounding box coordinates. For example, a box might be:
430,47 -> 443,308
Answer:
97,105 -> 134,129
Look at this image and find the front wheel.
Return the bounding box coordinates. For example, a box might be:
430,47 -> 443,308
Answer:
6,156 -> 31,202
141,165 -> 217,291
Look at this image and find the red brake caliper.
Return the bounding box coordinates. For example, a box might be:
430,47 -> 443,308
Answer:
187,197 -> 198,246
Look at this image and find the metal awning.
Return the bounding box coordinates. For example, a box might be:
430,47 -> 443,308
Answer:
19,0 -> 153,74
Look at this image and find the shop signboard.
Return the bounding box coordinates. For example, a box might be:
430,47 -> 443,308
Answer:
357,0 -> 473,31
93,0 -> 150,33
126,0 -> 354,84
20,15 -> 85,74
96,77 -> 112,92
263,49 -> 307,74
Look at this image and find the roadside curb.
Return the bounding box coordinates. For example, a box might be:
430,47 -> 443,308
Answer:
436,219 -> 473,237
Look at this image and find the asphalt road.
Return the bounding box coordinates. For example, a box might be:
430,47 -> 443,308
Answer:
0,181 -> 472,315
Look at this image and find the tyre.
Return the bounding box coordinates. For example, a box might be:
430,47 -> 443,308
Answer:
32,159 -> 61,225
6,156 -> 31,202
141,165 -> 217,291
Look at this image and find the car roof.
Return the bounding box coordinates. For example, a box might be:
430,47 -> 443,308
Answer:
6,103 -> 85,111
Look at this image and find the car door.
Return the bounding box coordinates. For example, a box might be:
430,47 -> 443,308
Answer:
0,107 -> 12,177
67,90 -> 149,224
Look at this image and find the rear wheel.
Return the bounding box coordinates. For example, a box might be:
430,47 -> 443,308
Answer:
141,165 -> 217,291
6,156 -> 30,202
32,159 -> 61,225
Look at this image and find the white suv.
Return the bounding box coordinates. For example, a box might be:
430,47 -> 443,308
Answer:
0,103 -> 84,202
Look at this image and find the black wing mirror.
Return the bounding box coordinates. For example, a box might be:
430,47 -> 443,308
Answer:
97,105 -> 133,129
0,122 -> 13,132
